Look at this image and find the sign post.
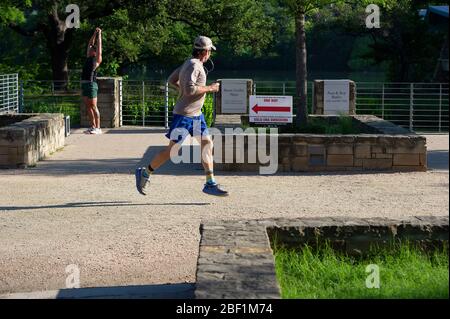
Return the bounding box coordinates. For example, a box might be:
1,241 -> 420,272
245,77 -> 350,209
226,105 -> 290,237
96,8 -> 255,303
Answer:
249,95 -> 293,124
216,79 -> 252,114
323,80 -> 350,115
313,80 -> 356,115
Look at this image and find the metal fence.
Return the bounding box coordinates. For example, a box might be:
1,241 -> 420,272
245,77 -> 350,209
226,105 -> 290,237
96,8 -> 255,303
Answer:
121,80 -> 175,128
0,74 -> 19,114
356,82 -> 449,132
17,79 -> 449,133
121,80 -> 216,128
20,80 -> 81,125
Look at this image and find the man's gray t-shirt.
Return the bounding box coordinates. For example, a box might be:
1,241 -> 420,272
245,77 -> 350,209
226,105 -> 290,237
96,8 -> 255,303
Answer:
168,58 -> 207,117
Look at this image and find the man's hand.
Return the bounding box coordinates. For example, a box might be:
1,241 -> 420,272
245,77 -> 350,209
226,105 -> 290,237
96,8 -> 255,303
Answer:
208,82 -> 220,93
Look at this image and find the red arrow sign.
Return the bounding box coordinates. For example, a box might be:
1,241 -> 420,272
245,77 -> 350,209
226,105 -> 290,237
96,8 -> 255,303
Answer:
252,104 -> 291,114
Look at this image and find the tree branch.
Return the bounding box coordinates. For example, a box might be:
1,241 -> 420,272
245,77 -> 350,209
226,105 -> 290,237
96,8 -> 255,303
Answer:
168,16 -> 204,34
8,23 -> 40,37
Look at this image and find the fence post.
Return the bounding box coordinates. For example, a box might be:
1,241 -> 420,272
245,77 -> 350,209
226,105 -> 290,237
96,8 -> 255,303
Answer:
253,83 -> 257,95
438,83 -> 442,133
6,75 -> 10,112
381,83 -> 385,119
165,81 -> 169,129
282,82 -> 286,95
142,81 -> 145,127
409,83 -> 414,132
119,80 -> 123,127
19,80 -> 24,113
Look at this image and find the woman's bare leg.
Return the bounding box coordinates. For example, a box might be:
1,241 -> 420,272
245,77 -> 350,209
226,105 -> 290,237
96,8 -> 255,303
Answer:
83,96 -> 95,128
91,97 -> 100,128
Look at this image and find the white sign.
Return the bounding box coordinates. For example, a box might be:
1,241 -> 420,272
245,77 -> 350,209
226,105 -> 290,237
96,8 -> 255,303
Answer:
249,95 -> 293,123
220,79 -> 249,114
324,80 -> 350,115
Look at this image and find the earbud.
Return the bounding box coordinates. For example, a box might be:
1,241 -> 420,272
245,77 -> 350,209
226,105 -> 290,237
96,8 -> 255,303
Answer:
204,58 -> 215,76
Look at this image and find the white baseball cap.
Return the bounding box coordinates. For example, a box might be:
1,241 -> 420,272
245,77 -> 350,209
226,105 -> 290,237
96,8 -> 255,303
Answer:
194,36 -> 216,51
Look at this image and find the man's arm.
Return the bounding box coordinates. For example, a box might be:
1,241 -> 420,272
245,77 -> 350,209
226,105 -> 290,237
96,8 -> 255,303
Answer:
95,28 -> 102,68
186,64 -> 220,96
194,83 -> 220,95
168,67 -> 181,91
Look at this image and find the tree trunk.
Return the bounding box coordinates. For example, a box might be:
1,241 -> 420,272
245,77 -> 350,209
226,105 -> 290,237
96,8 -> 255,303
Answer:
295,12 -> 308,127
49,40 -> 70,91
44,4 -> 73,91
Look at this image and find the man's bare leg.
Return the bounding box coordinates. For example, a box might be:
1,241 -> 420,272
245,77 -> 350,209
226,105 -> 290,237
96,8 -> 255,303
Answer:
135,140 -> 180,195
196,134 -> 228,195
149,140 -> 180,170
197,135 -> 214,172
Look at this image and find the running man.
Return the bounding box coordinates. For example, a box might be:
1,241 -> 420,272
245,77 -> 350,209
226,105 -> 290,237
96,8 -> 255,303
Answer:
81,27 -> 102,134
135,36 -> 228,197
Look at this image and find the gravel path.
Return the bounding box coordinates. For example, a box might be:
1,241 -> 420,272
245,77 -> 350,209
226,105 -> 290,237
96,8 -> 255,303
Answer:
0,128 -> 448,294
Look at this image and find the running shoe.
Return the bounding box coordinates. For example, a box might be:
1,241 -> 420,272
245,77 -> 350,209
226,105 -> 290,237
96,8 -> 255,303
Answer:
135,167 -> 150,195
202,183 -> 229,197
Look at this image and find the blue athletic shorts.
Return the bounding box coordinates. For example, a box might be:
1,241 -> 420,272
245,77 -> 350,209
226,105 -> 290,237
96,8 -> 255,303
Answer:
165,113 -> 209,143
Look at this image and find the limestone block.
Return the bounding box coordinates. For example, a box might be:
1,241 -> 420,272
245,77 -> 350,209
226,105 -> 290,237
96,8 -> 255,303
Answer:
327,144 -> 353,155
327,154 -> 354,166
354,144 -> 371,159
393,154 -> 420,166
292,157 -> 308,171
363,158 -> 393,169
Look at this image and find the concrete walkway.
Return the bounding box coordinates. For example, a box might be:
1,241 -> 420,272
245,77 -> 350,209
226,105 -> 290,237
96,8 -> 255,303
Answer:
0,128 -> 448,297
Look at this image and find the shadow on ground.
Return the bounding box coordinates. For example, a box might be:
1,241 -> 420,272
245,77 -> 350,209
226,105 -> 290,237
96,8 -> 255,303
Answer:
2,283 -> 195,299
428,150 -> 449,171
104,128 -> 168,135
2,145 -> 447,177
0,201 -> 210,211
3,145 -> 205,176
56,283 -> 195,299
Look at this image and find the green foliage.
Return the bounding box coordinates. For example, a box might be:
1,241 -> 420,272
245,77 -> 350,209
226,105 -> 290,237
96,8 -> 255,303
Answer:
274,241 -> 449,299
23,97 -> 80,125
324,0 -> 448,82
1,0 -> 446,84
1,0 -> 275,80
0,0 -> 28,25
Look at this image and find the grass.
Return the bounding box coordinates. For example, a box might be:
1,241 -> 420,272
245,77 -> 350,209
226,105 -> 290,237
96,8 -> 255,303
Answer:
274,242 -> 449,299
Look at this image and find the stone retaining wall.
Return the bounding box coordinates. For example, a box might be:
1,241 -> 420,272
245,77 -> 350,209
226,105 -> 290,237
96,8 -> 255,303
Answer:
0,113 -> 65,168
215,115 -> 427,172
195,216 -> 448,299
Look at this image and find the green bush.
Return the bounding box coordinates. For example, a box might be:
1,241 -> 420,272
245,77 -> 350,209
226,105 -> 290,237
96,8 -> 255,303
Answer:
242,115 -> 360,134
24,96 -> 80,125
